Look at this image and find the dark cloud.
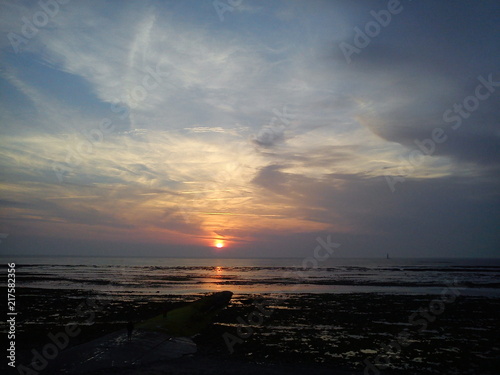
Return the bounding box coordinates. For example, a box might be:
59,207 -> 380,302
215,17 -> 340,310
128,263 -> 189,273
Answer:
0,199 -> 31,209
249,164 -> 500,257
251,164 -> 290,194
326,1 -> 500,170
252,125 -> 286,148
160,207 -> 204,235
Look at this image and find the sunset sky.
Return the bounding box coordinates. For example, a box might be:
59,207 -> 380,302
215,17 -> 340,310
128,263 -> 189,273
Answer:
0,0 -> 499,258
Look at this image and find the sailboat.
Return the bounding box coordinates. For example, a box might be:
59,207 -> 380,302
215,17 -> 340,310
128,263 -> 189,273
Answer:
386,253 -> 390,259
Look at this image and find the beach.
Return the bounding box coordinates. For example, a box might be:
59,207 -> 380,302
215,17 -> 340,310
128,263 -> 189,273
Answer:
3,257 -> 500,374
5,284 -> 500,374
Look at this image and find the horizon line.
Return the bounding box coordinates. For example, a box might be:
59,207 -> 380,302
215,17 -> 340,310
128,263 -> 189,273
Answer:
1,254 -> 499,260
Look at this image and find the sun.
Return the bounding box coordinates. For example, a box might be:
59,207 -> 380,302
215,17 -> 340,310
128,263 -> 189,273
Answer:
215,241 -> 224,249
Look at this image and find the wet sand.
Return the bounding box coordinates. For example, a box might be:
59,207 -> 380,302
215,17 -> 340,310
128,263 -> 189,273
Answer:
4,287 -> 500,374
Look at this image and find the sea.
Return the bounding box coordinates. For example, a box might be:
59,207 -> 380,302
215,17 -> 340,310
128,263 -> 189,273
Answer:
4,256 -> 500,297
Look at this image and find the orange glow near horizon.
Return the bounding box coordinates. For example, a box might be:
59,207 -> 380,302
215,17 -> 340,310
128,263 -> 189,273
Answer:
215,241 -> 224,248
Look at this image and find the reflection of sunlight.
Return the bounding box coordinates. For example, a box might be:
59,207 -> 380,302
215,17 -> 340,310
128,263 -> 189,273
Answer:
206,266 -> 223,291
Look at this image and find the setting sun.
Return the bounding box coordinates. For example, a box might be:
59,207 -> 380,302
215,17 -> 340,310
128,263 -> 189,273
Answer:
215,242 -> 224,249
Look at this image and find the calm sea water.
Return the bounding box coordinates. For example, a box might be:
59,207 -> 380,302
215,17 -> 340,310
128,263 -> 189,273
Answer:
3,257 -> 500,297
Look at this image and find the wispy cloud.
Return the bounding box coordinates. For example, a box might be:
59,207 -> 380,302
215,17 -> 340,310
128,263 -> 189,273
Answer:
1,0 -> 498,256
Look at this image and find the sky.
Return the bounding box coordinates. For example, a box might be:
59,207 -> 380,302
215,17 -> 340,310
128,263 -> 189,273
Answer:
0,0 -> 499,258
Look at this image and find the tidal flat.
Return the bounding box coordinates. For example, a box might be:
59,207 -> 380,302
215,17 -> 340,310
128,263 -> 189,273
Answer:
3,287 -> 499,374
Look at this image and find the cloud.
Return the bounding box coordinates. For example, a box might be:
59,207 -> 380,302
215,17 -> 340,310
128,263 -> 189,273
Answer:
249,163 -> 500,257
252,125 -> 286,147
1,0 -> 499,257
186,127 -> 226,133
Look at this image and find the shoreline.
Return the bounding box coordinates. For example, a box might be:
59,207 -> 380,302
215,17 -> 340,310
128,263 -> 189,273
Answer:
2,287 -> 500,374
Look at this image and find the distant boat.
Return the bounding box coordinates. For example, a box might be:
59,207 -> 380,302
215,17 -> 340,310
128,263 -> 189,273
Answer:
386,253 -> 390,259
